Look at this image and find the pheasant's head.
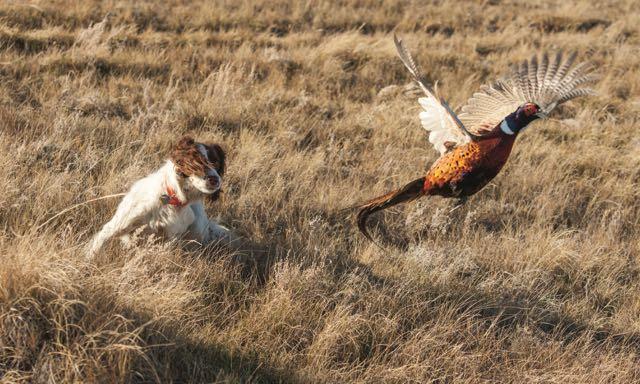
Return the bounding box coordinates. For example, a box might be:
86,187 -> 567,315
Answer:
501,102 -> 544,135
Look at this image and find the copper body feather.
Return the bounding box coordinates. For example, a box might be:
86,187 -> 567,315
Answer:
423,129 -> 515,198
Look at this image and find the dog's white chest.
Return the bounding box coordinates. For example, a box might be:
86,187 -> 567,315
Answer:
148,204 -> 195,237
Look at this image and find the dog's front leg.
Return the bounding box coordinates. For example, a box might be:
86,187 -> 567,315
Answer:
187,202 -> 234,246
87,193 -> 156,259
207,221 -> 236,244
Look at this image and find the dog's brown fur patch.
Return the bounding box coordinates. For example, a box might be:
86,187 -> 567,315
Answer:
171,136 -> 226,201
171,136 -> 209,177
171,136 -> 225,178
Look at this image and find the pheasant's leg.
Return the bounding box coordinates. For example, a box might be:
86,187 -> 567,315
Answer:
449,196 -> 467,213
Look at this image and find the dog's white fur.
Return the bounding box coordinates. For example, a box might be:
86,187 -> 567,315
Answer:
88,155 -> 230,258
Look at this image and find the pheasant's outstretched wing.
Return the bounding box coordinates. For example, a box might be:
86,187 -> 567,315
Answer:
394,35 -> 478,156
459,51 -> 598,132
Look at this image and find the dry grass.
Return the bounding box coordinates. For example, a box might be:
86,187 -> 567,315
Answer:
1,0 -> 639,382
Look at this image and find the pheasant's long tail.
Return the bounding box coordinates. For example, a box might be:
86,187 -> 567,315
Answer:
357,177 -> 427,242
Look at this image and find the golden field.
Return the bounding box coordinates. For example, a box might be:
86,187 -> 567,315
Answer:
1,0 -> 639,382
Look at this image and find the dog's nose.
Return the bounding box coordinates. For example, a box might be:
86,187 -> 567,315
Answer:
207,175 -> 219,188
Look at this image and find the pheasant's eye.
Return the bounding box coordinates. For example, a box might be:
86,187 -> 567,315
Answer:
523,104 -> 538,116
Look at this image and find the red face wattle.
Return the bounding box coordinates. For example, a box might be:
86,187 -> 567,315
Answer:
523,103 -> 539,117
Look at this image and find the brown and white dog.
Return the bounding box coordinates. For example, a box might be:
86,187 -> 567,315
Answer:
87,136 -> 232,257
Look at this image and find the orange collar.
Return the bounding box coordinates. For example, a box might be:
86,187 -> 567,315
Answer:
161,186 -> 186,208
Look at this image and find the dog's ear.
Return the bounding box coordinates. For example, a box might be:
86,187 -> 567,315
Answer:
206,143 -> 226,176
175,135 -> 195,150
172,136 -> 198,177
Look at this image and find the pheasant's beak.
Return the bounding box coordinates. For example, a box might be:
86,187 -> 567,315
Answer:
535,111 -> 547,119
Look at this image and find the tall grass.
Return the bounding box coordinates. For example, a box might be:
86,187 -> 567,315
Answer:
1,0 -> 639,382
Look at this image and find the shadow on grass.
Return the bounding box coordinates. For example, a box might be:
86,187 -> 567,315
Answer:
137,326 -> 299,383
467,288 -> 640,350
201,236 -> 280,287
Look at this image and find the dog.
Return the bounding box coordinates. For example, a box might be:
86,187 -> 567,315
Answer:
87,136 -> 232,257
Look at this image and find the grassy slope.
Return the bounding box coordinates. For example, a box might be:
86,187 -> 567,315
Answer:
1,0 -> 639,382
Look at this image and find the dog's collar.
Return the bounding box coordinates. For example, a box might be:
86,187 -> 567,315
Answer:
160,186 -> 186,208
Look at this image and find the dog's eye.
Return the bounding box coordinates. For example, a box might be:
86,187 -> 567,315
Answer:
178,171 -> 188,178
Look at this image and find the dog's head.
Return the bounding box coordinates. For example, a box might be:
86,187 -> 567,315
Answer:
171,136 -> 226,200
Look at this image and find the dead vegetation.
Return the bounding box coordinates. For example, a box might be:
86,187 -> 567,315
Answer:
1,0 -> 639,382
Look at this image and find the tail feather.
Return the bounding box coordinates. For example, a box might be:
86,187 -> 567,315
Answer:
357,177 -> 426,242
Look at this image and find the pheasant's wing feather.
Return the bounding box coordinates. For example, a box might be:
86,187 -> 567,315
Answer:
417,96 -> 469,155
458,80 -> 522,133
459,51 -> 598,132
394,35 -> 472,155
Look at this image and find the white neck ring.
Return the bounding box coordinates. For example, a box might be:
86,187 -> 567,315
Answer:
500,120 -> 515,135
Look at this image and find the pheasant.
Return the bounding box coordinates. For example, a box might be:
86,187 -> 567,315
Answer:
357,36 -> 598,242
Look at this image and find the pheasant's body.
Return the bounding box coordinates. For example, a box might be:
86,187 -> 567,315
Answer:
423,128 -> 515,198
356,36 -> 597,242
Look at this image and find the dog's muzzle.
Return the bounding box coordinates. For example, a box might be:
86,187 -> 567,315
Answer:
207,175 -> 221,190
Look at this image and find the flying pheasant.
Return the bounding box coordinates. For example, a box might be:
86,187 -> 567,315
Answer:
357,36 -> 598,242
